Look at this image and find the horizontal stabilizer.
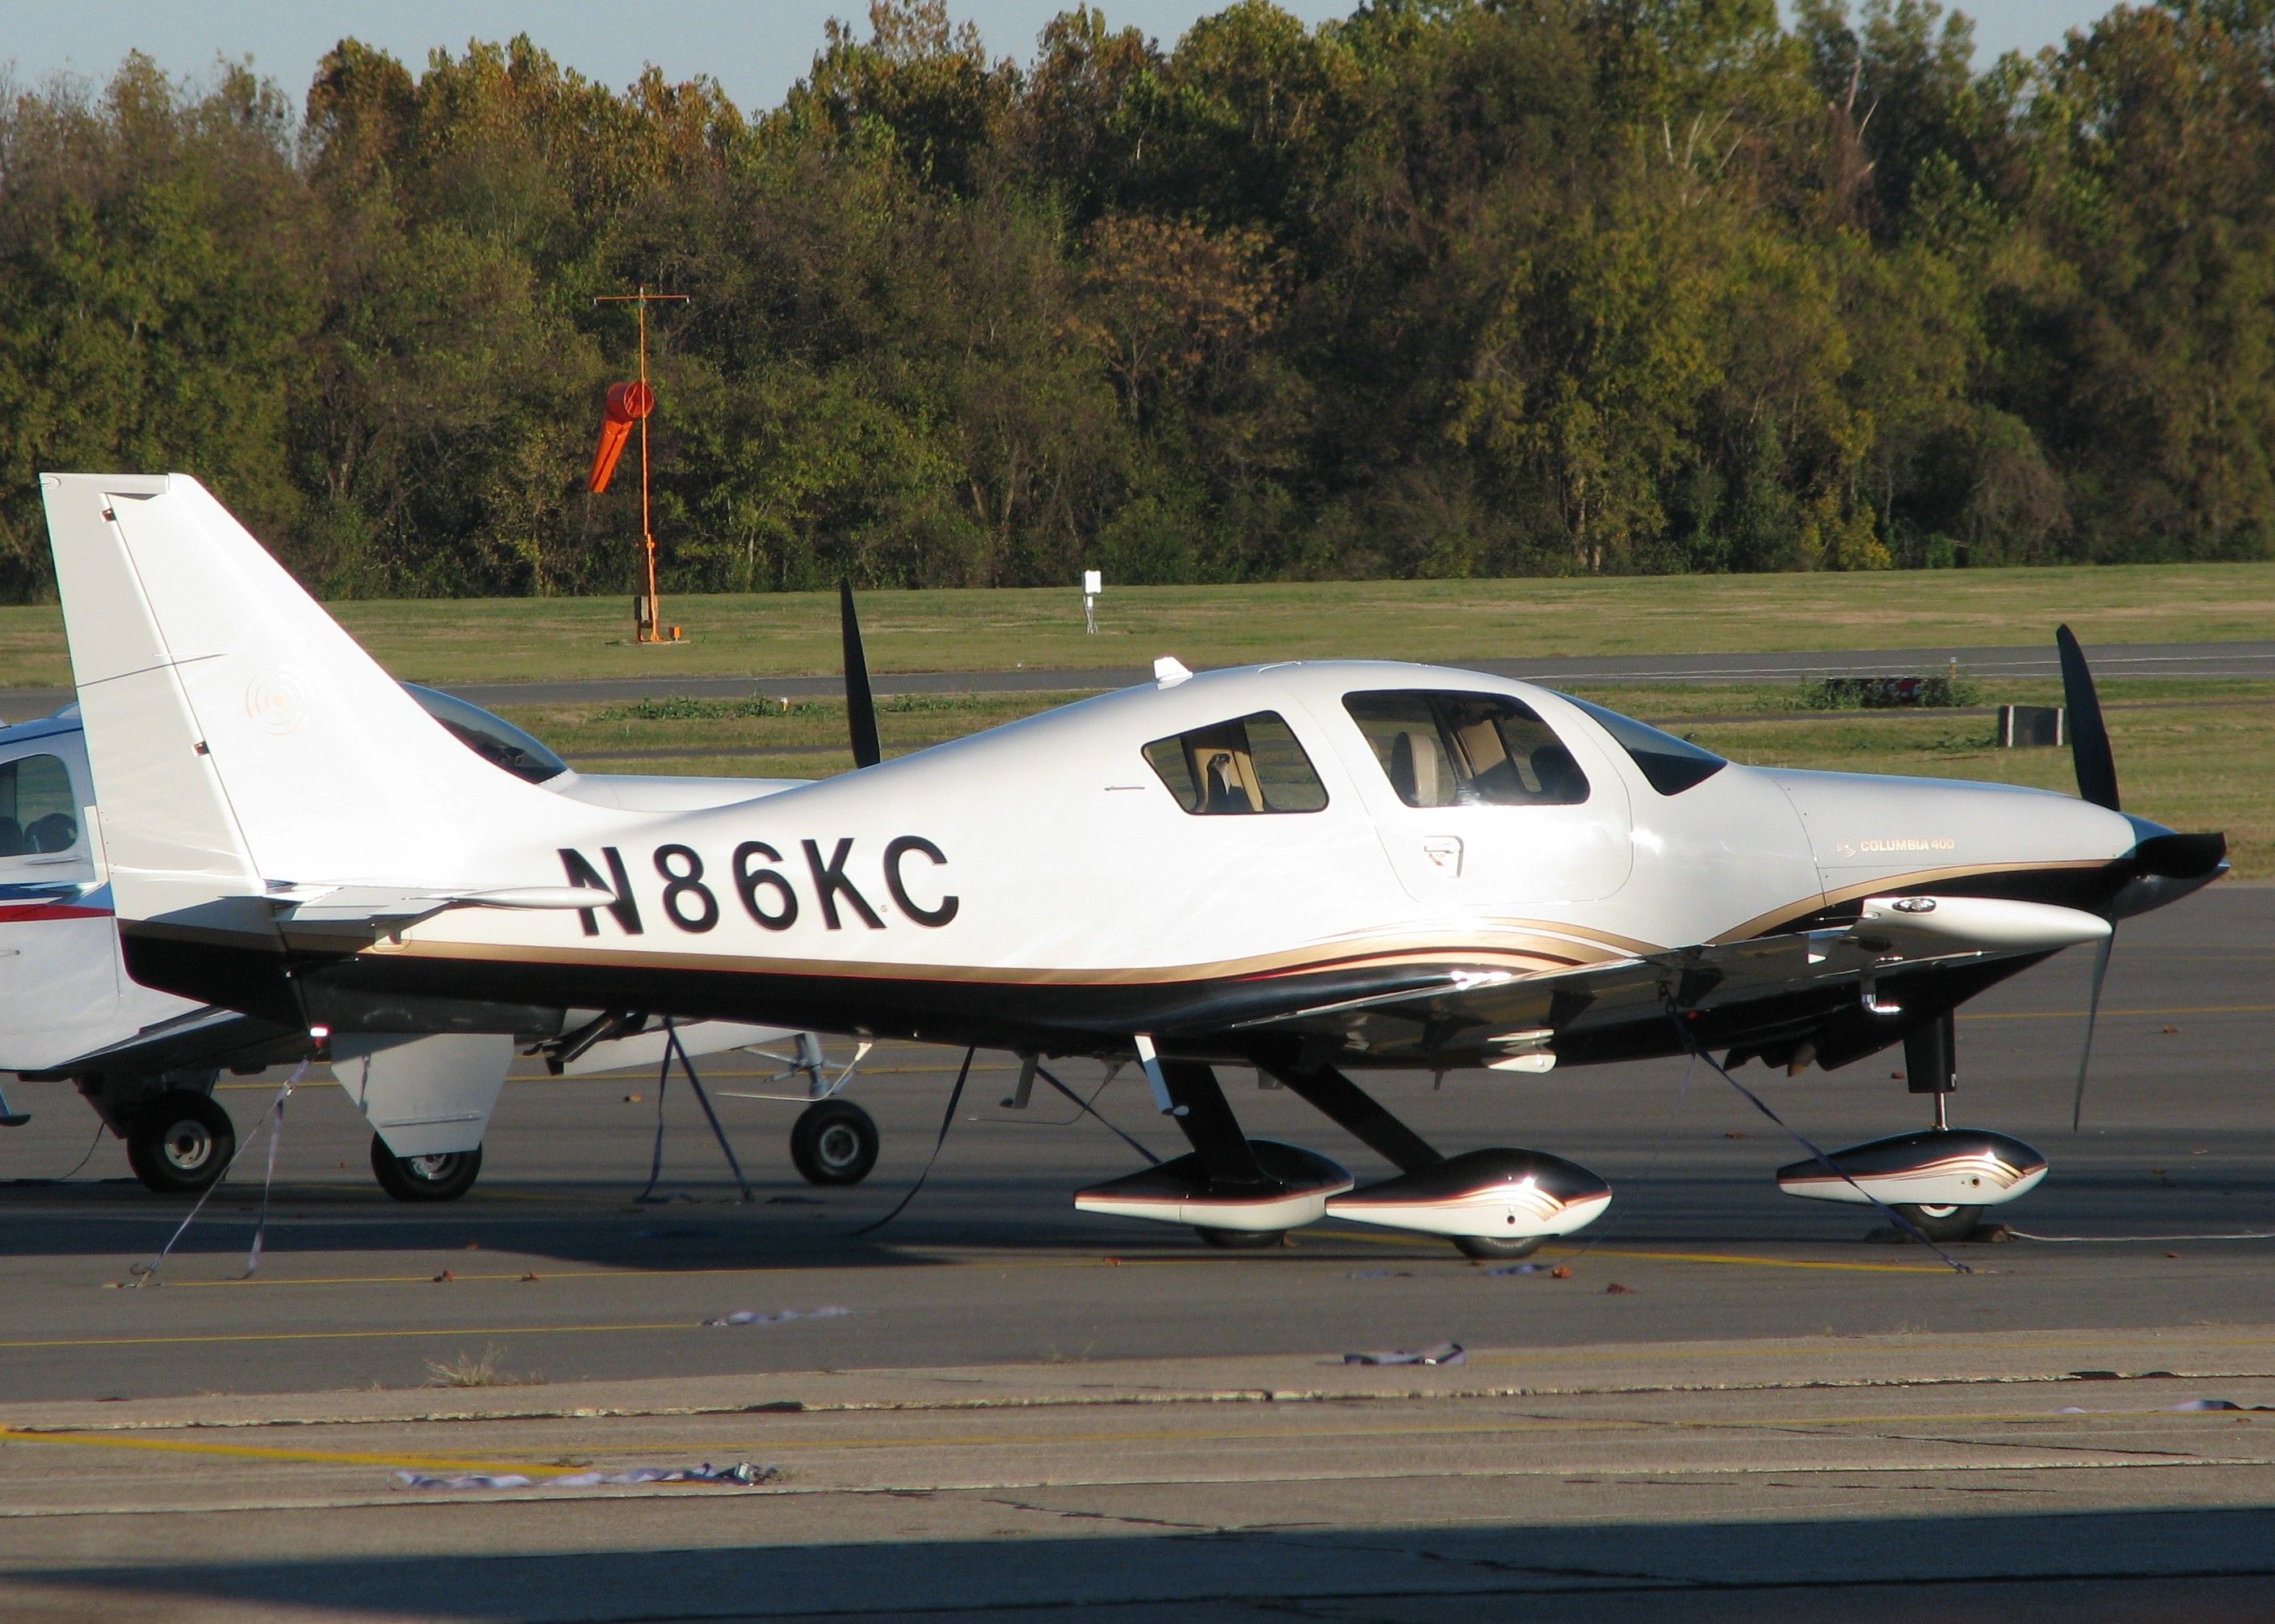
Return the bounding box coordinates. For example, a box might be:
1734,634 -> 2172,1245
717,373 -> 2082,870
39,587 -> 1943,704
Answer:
15,1003 -> 303,1083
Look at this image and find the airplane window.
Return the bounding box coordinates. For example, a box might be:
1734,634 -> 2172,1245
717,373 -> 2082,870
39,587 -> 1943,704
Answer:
1143,711 -> 1329,814
0,753 -> 79,857
1343,691 -> 1590,808
1552,693 -> 1725,795
402,684 -> 570,785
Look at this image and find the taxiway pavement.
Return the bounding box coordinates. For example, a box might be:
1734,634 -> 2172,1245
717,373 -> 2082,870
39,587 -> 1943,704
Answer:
7,636 -> 2275,721
2,886 -> 2273,1618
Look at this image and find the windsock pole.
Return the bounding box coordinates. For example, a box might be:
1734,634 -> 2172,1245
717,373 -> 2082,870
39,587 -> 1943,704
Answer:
592,285 -> 689,644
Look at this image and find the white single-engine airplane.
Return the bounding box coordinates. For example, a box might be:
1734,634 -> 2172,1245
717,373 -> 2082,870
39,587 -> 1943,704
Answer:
0,671 -> 873,1200
37,473 -> 2227,1254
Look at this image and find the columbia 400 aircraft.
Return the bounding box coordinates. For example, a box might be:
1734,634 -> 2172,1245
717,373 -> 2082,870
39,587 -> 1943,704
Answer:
40,473 -> 2227,1255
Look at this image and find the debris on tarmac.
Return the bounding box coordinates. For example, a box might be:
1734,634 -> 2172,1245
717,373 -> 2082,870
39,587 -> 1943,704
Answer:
394,1461 -> 779,1491
1483,1263 -> 1540,1276
706,1305 -> 853,1327
1605,1282 -> 1637,1294
1343,1341 -> 1464,1367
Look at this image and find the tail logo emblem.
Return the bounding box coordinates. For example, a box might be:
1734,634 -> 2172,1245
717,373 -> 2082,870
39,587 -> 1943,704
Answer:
244,669 -> 311,735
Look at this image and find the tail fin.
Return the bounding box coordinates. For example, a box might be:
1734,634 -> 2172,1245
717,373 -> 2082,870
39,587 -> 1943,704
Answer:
40,473 -> 604,928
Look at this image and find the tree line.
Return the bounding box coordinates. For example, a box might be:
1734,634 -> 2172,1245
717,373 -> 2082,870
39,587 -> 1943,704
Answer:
2,0 -> 2270,601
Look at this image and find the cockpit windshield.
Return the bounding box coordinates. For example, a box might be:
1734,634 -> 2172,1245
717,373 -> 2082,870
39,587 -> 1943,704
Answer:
403,684 -> 570,785
1552,692 -> 1725,795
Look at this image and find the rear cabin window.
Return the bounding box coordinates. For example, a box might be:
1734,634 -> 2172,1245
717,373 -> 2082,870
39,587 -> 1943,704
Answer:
1343,691 -> 1589,808
0,753 -> 79,856
1144,711 -> 1329,814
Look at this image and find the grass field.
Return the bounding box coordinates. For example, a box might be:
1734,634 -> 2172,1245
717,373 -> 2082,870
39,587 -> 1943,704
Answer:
506,675 -> 2273,879
6,562 -> 2275,688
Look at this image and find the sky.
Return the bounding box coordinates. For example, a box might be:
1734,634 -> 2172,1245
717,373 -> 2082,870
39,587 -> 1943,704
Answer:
4,2 -> 2128,110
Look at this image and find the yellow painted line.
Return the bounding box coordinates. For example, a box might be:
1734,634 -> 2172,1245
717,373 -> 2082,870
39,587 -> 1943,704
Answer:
1469,1332 -> 2275,1365
634,1406 -> 2259,1456
0,1427 -> 551,1475
155,1262 -> 886,1289
1961,1003 -> 2275,1023
1299,1227 -> 1944,1274
0,1321 -> 701,1353
1581,1247 -> 1947,1275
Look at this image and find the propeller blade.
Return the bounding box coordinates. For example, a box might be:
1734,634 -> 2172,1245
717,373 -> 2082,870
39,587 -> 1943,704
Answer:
840,578 -> 881,770
2069,931 -> 2115,1133
2056,624 -> 2120,811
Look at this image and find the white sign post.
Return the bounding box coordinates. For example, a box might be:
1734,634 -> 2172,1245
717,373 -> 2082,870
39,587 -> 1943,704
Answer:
1082,569 -> 1102,634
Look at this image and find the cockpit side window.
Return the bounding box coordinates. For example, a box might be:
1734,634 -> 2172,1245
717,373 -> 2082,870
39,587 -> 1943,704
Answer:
0,753 -> 80,858
1343,691 -> 1590,808
1143,711 -> 1329,814
1552,692 -> 1726,795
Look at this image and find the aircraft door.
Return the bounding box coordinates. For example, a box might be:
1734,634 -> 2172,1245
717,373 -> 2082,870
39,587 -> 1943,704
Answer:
0,735 -> 123,1074
1328,689 -> 1634,908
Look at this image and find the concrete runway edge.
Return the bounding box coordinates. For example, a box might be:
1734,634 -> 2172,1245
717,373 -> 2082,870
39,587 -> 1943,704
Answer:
10,1328 -> 2275,1620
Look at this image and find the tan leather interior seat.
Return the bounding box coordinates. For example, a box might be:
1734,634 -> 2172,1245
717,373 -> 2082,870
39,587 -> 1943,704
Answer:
1389,729 -> 1444,806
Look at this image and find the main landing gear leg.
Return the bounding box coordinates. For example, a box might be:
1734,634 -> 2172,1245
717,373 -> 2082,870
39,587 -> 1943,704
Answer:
1158,1061 -> 1280,1248
1258,1060 -> 1441,1175
1070,1058 -> 1353,1246
1260,1059 -> 1584,1260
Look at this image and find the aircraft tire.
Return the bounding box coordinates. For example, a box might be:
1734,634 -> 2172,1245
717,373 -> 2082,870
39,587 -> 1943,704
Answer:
126,1091 -> 236,1196
1891,1201 -> 1984,1243
1194,1226 -> 1285,1250
370,1135 -> 483,1202
790,1100 -> 878,1186
1451,1234 -> 1546,1261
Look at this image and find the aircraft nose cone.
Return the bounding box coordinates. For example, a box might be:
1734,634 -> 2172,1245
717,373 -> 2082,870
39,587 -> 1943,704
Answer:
2112,814 -> 2227,919
2122,814 -> 2227,880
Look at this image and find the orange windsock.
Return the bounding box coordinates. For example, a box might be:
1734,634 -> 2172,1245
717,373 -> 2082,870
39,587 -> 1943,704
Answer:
588,380 -> 655,493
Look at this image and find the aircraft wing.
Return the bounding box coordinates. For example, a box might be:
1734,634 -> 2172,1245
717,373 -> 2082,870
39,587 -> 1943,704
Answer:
1222,895 -> 2110,1066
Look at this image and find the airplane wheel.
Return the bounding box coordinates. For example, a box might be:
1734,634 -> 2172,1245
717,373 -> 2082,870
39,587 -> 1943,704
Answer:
126,1091 -> 235,1195
1195,1226 -> 1285,1250
1451,1234 -> 1546,1261
1891,1202 -> 1984,1243
370,1135 -> 482,1202
790,1100 -> 878,1186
